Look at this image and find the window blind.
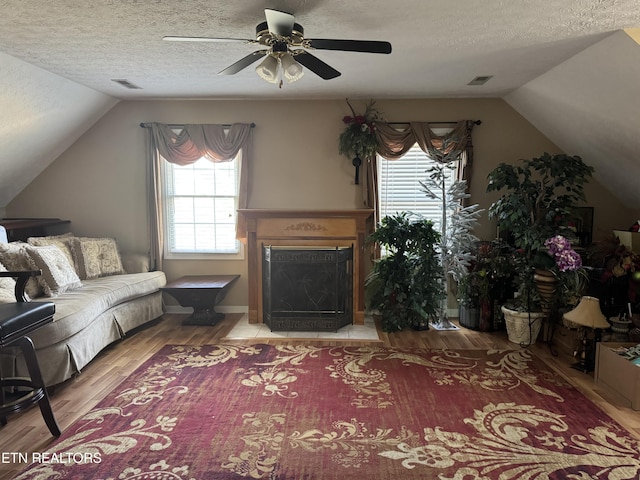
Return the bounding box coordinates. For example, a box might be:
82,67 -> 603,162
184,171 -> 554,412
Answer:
378,144 -> 456,230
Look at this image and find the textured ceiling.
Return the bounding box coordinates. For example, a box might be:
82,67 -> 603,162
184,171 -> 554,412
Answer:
0,0 -> 639,99
1,0 -> 639,213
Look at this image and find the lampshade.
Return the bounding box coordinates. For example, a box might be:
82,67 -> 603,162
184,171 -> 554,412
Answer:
280,53 -> 304,83
563,296 -> 610,329
255,55 -> 279,84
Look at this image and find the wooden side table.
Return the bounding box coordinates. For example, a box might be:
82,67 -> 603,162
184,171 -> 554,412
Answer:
161,275 -> 240,326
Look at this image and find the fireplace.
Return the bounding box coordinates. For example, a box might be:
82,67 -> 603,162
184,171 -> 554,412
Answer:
238,209 -> 374,326
262,245 -> 353,331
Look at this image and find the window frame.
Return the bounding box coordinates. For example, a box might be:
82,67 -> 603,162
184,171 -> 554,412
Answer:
160,151 -> 244,261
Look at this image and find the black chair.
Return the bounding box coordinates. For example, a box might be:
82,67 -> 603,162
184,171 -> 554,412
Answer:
0,270 -> 61,436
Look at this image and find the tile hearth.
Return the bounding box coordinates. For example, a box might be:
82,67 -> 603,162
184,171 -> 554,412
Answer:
224,314 -> 380,341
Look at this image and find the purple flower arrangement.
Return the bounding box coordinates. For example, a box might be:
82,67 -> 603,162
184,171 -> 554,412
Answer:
543,235 -> 588,307
545,235 -> 582,272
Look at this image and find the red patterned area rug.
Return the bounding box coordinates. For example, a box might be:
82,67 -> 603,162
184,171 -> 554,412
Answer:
14,344 -> 640,479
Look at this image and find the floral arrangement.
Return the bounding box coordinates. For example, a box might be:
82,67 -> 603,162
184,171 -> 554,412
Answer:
338,100 -> 382,159
545,235 -> 582,272
544,235 -> 587,307
587,234 -> 640,279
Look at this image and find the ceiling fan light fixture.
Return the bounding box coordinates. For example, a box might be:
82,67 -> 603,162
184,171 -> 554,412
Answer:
280,53 -> 304,83
255,54 -> 279,84
170,9 -> 392,83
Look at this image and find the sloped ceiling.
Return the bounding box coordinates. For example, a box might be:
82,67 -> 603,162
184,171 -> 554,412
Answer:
0,0 -> 639,209
504,29 -> 640,208
0,52 -> 117,207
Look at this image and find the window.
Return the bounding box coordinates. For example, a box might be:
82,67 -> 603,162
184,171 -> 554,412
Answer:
161,152 -> 241,258
378,143 -> 457,231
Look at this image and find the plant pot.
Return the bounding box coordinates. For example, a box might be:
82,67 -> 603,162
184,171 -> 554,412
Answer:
501,305 -> 545,345
459,304 -> 479,330
610,317 -> 631,334
479,299 -> 493,331
534,268 -> 557,312
534,268 -> 558,342
459,303 -> 494,331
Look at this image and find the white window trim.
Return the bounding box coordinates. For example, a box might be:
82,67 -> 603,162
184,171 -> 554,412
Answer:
163,245 -> 245,261
160,151 -> 245,261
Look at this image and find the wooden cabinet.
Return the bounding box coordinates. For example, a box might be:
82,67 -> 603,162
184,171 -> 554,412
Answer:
0,218 -> 71,242
594,342 -> 640,410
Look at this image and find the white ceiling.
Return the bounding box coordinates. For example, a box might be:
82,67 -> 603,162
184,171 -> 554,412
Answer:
0,0 -> 638,99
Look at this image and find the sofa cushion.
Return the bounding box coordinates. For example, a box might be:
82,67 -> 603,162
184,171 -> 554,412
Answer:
121,253 -> 151,274
28,271 -> 166,348
72,237 -> 125,280
28,234 -> 76,272
26,245 -> 83,297
0,242 -> 42,298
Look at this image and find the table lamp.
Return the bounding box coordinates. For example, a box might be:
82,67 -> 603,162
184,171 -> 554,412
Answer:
563,296 -> 610,372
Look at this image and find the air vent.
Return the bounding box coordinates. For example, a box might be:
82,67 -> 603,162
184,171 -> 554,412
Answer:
467,75 -> 493,86
111,79 -> 142,89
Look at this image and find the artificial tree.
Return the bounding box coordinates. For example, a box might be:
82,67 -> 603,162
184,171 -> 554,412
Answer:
487,152 -> 594,269
420,160 -> 483,330
487,152 -> 594,343
365,213 -> 444,332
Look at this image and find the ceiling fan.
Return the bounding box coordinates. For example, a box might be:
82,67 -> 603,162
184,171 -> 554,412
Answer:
163,9 -> 392,85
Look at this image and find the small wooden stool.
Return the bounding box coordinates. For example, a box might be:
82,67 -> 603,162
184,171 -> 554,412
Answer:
0,271 -> 61,437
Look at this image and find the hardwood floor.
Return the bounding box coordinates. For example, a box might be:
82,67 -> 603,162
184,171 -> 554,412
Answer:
1,312 -> 639,479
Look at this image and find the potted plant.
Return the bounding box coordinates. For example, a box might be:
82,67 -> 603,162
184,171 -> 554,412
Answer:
457,239 -> 518,331
365,212 -> 445,332
587,234 -> 640,317
420,162 -> 484,330
486,152 -> 594,343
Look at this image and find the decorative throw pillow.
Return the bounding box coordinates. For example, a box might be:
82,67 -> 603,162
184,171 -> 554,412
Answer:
26,245 -> 82,297
0,242 -> 43,298
0,261 -> 19,303
72,237 -> 125,280
28,234 -> 76,273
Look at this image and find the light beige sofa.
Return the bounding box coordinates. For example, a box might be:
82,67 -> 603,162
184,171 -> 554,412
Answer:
0,228 -> 166,386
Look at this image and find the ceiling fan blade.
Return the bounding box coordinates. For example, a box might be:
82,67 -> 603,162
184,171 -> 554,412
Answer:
294,51 -> 341,80
163,36 -> 255,44
264,9 -> 295,37
218,51 -> 267,75
308,39 -> 392,54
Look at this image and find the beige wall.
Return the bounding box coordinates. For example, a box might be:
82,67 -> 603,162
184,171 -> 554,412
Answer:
7,98 -> 634,307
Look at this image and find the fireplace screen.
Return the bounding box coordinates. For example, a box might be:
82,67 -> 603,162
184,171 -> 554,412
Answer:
262,245 -> 353,331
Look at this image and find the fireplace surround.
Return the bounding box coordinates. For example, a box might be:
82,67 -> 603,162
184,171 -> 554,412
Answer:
238,209 -> 374,326
262,245 -> 353,331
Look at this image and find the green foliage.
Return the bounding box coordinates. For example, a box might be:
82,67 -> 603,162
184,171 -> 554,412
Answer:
486,152 -> 594,259
486,153 -> 594,312
457,239 -> 518,308
338,100 -> 381,159
365,213 -> 445,332
420,163 -> 484,283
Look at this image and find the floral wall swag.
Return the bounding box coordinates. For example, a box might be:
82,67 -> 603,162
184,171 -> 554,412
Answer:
339,99 -> 382,184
